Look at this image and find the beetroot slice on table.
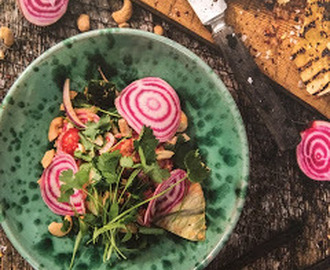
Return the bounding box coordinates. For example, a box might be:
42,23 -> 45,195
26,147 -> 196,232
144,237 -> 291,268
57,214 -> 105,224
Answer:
115,77 -> 181,142
143,169 -> 189,226
17,0 -> 69,26
296,120 -> 330,181
40,153 -> 86,216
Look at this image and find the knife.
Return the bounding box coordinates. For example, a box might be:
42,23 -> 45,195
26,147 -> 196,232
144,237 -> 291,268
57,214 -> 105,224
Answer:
187,0 -> 300,151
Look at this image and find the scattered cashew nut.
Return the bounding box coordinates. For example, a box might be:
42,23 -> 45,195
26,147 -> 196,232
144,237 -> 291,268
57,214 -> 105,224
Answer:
177,111 -> 188,132
112,0 -> 133,25
154,25 -> 164,36
0,27 -> 14,47
118,118 -> 132,137
48,117 -> 64,142
48,215 -> 72,237
77,14 -> 90,32
41,149 -> 55,168
0,27 -> 14,60
156,150 -> 175,160
119,22 -> 130,28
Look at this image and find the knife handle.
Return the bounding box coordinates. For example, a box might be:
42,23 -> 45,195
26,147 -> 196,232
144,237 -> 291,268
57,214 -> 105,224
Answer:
213,27 -> 300,151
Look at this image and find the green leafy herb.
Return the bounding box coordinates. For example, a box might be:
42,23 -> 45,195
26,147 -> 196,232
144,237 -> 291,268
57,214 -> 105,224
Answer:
61,218 -> 71,233
134,126 -> 170,182
134,126 -> 158,165
57,168 -> 90,203
82,115 -> 111,141
121,230 -> 133,242
96,151 -> 121,184
109,203 -> 119,220
74,150 -> 93,162
138,227 -> 165,235
120,156 -> 134,168
86,80 -> 117,110
142,162 -> 170,183
170,134 -> 195,169
79,133 -> 95,152
184,150 -> 210,183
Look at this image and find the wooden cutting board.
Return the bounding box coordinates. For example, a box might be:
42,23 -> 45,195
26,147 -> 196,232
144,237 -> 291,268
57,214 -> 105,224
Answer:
132,0 -> 330,118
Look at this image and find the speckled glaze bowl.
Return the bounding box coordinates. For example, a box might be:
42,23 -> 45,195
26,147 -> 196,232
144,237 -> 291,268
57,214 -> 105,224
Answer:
0,29 -> 249,270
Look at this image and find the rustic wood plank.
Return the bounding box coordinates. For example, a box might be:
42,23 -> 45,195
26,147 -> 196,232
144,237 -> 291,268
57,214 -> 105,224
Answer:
133,0 -> 330,118
0,1 -> 329,270
132,0 -> 215,44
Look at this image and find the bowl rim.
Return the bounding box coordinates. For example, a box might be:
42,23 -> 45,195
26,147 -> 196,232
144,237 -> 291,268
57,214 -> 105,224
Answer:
0,28 -> 249,270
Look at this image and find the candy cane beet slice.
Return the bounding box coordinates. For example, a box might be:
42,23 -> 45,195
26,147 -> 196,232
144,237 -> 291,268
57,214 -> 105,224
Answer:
143,169 -> 189,226
40,153 -> 86,215
17,0 -> 69,26
296,120 -> 330,181
115,77 -> 181,142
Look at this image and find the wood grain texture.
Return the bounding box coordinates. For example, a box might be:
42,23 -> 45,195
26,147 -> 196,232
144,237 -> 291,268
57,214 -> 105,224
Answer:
132,0 -> 215,44
0,0 -> 329,270
133,0 -> 330,118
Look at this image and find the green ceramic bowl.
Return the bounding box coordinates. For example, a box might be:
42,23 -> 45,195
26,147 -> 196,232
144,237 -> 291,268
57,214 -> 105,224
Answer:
0,29 -> 249,270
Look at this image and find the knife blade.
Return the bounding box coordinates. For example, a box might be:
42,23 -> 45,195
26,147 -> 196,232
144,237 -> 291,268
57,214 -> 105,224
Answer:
188,0 -> 300,151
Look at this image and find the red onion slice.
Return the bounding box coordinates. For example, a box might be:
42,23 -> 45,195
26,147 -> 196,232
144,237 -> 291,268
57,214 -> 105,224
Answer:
143,169 -> 189,226
63,79 -> 86,128
17,0 -> 69,26
115,77 -> 181,142
296,120 -> 330,181
75,108 -> 100,124
40,153 -> 86,215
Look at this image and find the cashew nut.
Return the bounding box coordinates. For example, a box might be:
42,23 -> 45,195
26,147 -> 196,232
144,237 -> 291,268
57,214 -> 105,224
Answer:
119,22 -> 130,28
69,90 -> 78,99
177,111 -> 188,132
118,118 -> 132,137
94,135 -> 104,146
0,27 -> 14,47
48,117 -> 64,142
41,149 -> 55,168
156,150 -> 175,160
154,25 -> 164,36
77,14 -> 90,32
181,133 -> 190,141
48,215 -> 72,237
112,0 -> 133,25
0,50 -> 4,60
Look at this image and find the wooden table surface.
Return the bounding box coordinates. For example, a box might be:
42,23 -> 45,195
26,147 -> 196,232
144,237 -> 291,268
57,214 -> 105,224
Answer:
0,0 -> 329,270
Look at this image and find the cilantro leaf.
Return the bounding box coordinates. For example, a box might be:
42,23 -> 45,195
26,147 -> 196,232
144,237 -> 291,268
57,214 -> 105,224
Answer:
74,150 -> 93,162
134,126 -> 158,165
82,115 -> 111,141
120,156 -> 134,168
57,167 -> 90,203
79,133 -> 95,152
97,151 -> 121,183
61,218 -> 71,232
58,188 -> 74,203
121,230 -> 132,242
109,203 -> 119,221
170,135 -> 195,169
143,163 -> 170,183
184,150 -> 210,183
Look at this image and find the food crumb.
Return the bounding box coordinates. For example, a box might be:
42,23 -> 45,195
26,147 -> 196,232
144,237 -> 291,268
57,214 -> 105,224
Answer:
241,34 -> 247,42
77,14 -> 90,32
247,77 -> 253,84
154,25 -> 164,35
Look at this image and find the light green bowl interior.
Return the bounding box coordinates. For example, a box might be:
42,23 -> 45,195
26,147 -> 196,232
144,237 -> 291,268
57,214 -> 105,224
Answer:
0,29 -> 249,270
